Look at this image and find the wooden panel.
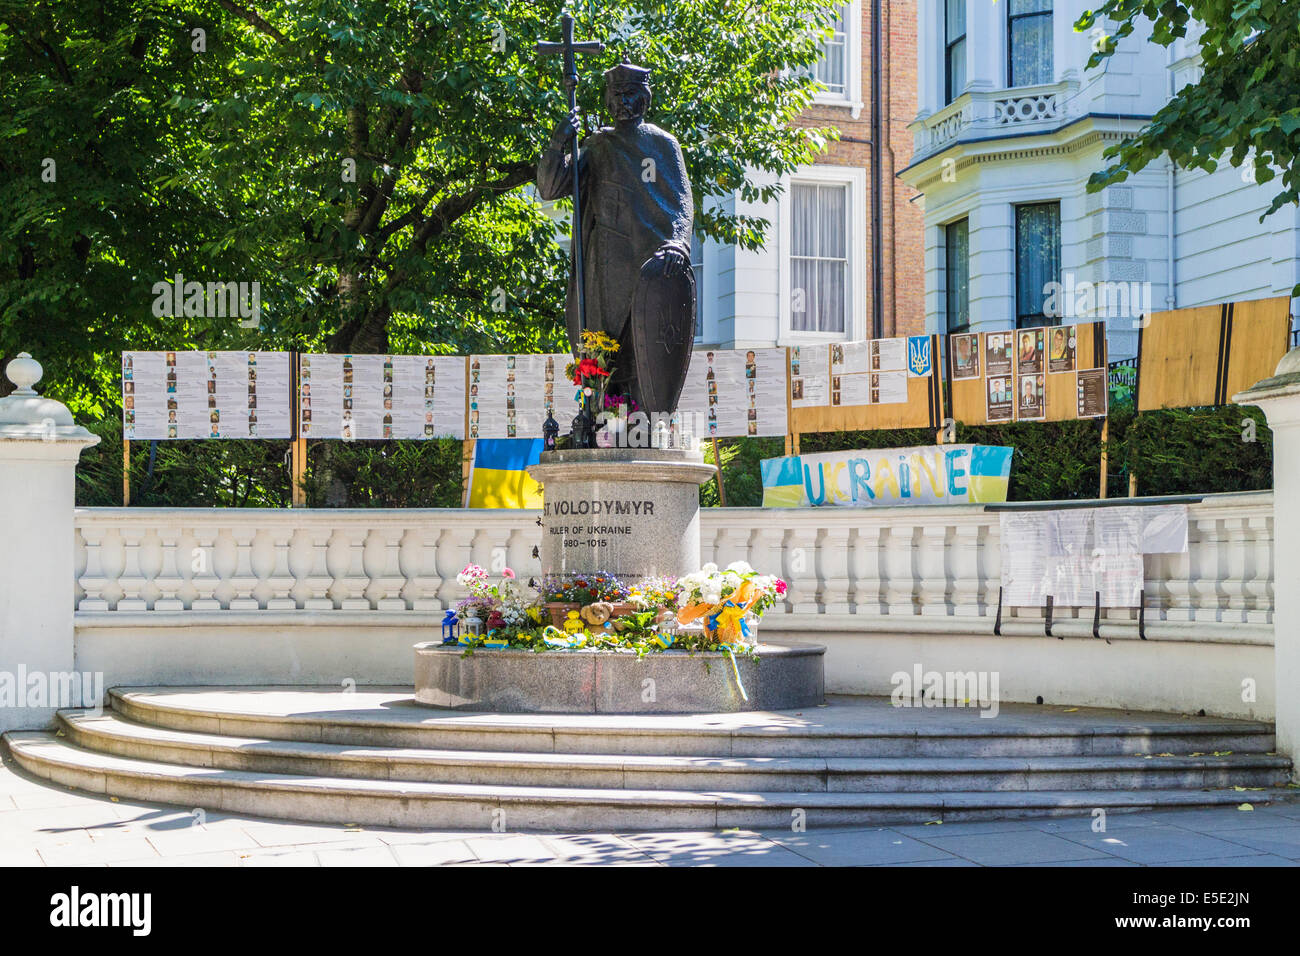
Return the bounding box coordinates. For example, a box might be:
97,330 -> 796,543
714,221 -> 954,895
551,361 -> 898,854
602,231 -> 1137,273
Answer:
1137,304 -> 1230,410
950,323 -> 1106,425
1225,295 -> 1291,400
789,335 -> 939,435
950,350 -> 987,425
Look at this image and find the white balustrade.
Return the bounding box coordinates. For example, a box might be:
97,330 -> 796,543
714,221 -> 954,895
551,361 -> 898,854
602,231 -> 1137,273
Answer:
72,493 -> 1275,644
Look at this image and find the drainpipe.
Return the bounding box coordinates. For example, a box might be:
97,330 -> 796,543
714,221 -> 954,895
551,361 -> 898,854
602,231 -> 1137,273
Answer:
871,0 -> 883,338
1165,44 -> 1176,309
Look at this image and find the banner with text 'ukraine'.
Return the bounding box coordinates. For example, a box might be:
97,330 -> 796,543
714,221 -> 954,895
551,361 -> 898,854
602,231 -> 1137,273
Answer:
759,444 -> 1013,508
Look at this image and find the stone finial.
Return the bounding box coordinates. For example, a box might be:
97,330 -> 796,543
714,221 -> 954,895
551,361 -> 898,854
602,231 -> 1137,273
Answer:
0,351 -> 98,446
5,352 -> 42,394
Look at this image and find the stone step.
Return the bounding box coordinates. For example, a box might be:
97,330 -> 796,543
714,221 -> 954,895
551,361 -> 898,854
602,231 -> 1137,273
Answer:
5,732 -> 1289,831
107,688 -> 1279,759
57,711 -> 1292,794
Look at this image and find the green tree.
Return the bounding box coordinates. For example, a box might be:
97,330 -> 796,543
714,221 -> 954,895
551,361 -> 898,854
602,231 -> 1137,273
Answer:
1077,1 -> 1300,222
1,0 -> 838,413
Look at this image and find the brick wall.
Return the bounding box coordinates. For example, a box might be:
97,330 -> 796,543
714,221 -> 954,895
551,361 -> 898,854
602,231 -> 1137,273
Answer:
796,0 -> 925,338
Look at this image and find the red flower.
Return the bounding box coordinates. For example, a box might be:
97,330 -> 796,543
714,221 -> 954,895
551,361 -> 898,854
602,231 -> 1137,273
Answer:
571,358 -> 610,385
775,579 -> 787,595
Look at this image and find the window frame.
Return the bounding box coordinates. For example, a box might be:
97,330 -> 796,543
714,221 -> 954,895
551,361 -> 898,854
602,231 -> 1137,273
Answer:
944,0 -> 967,105
778,164 -> 868,344
811,1 -> 864,117
944,217 -> 971,335
1013,201 -> 1062,329
1007,0 -> 1054,89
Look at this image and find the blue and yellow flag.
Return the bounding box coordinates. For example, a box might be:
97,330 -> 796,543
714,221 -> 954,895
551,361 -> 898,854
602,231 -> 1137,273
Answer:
467,438 -> 544,509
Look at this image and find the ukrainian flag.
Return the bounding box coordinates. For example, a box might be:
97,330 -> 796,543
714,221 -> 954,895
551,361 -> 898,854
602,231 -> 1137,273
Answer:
760,455 -> 806,508
966,445 -> 1013,503
467,438 -> 544,509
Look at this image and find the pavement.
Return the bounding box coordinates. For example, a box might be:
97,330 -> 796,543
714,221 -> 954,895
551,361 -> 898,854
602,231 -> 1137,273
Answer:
3,748 -> 1299,866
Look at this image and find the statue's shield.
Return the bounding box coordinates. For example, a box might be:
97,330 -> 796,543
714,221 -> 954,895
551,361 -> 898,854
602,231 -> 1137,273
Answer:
629,252 -> 696,416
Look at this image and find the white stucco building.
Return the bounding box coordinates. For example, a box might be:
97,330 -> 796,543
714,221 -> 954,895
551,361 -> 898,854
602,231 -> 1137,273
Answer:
898,3 -> 1300,360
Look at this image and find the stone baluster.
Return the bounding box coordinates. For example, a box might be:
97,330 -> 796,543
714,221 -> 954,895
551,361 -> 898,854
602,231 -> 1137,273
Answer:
265,527 -> 297,610
367,526 -> 408,610
918,523 -> 950,616
785,523 -> 820,614
117,527 -> 149,611
1189,516 -> 1221,621
749,524 -> 788,614
881,523 -> 916,614
190,527 -> 223,610
1247,515 -> 1273,622
950,522 -> 982,616
849,521 -> 884,615
77,524 -> 111,611
1219,517 -> 1252,623
300,528 -> 334,610
228,526 -> 261,609
821,524 -> 852,613
331,528 -> 371,609
402,527 -> 441,610
437,525 -> 474,607
154,529 -> 185,611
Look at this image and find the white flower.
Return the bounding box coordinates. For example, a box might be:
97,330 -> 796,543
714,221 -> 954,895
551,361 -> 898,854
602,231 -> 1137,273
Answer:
725,560 -> 754,576
701,562 -> 718,574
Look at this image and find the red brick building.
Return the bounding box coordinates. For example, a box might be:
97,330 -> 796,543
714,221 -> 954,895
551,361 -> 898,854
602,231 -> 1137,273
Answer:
695,0 -> 924,347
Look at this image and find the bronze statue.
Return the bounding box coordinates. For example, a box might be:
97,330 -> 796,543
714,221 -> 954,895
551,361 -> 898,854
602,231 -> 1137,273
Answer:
537,59 -> 696,418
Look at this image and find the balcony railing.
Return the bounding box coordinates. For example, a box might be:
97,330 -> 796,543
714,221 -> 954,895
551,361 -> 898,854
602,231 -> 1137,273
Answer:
912,80 -> 1078,163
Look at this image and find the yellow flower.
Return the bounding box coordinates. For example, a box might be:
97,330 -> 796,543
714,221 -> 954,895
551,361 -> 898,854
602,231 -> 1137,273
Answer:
580,330 -> 620,354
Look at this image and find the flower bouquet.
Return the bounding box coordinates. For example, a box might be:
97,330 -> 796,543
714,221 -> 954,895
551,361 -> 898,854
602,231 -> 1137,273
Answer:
674,562 -> 786,647
455,564 -> 532,638
537,572 -> 631,627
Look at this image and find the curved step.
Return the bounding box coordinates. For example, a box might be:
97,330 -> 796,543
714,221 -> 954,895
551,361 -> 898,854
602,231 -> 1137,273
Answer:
107,688 -> 1280,759
58,711 -> 1293,794
5,732 -> 1287,831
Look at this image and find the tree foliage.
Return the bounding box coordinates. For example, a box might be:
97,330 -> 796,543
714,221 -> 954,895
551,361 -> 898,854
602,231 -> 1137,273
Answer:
1077,1 -> 1300,221
1,0 -> 837,413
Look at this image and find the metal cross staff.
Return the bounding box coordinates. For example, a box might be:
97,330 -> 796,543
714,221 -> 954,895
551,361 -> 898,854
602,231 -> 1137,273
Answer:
537,13 -> 604,340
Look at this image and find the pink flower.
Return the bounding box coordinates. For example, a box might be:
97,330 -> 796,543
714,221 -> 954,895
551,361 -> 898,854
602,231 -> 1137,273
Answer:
775,579 -> 787,595
502,568 -> 516,580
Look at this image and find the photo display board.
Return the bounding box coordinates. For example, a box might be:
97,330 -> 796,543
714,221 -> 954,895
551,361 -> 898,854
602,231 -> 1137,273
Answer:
122,351 -> 291,440
949,322 -> 1108,426
679,348 -> 789,438
788,335 -> 944,436
467,352 -> 570,440
299,354 -> 466,440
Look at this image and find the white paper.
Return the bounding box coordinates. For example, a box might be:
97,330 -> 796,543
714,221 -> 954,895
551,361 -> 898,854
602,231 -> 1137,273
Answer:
1139,504 -> 1189,554
467,353 -> 569,440
298,354 -> 465,440
679,348 -> 788,438
1000,512 -> 1050,607
789,345 -> 829,408
123,351 -> 290,440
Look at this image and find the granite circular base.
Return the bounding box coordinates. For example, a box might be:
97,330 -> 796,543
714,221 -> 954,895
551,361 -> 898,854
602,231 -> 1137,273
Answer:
526,447 -> 716,580
413,642 -> 825,714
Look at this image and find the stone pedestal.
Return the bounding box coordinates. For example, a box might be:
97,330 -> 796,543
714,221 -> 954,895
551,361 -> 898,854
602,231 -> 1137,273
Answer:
414,641 -> 825,713
1236,350 -> 1300,774
0,354 -> 101,731
527,447 -> 715,579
